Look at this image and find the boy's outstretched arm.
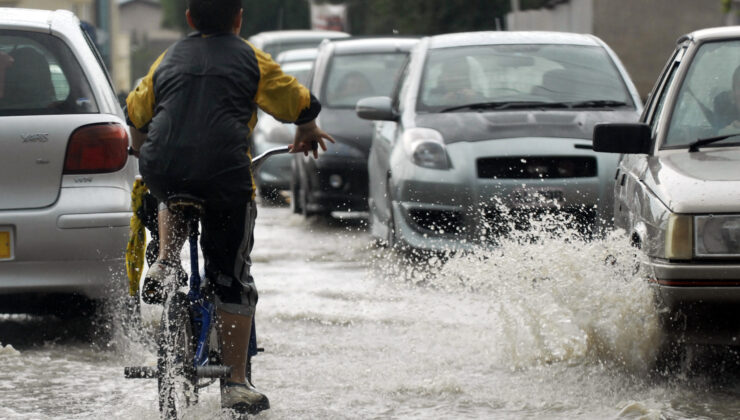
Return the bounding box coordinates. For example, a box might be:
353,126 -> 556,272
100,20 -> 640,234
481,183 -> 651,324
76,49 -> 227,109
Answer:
293,120 -> 335,158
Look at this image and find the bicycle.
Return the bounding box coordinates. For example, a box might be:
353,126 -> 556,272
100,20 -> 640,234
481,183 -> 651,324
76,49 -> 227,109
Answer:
124,145 -> 291,419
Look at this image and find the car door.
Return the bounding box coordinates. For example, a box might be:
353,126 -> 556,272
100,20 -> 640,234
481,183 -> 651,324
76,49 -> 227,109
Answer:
368,60 -> 408,224
615,46 -> 684,232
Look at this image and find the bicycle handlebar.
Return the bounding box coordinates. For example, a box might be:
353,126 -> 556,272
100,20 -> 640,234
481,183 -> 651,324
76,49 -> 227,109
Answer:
250,145 -> 292,173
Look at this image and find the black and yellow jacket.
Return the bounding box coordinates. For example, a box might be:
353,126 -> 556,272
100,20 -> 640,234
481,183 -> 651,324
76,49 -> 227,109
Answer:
125,32 -> 320,204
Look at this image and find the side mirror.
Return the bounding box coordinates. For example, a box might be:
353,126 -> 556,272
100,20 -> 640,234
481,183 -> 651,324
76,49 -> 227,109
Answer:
593,123 -> 652,154
355,96 -> 397,121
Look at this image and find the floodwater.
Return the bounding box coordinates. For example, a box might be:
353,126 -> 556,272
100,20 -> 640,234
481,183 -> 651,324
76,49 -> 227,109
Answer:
1,203 -> 739,419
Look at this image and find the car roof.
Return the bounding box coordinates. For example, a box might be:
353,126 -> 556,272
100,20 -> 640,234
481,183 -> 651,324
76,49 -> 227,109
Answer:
276,48 -> 318,63
325,37 -> 420,54
0,8 -> 79,33
427,31 -> 601,49
681,25 -> 740,43
248,30 -> 349,44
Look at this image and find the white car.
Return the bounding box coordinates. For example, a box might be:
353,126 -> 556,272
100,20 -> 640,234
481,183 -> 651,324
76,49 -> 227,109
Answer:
594,26 -> 740,345
0,9 -> 135,316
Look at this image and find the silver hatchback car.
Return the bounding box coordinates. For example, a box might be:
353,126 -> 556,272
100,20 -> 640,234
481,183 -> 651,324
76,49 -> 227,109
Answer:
0,9 -> 135,315
594,26 -> 740,345
357,32 -> 642,251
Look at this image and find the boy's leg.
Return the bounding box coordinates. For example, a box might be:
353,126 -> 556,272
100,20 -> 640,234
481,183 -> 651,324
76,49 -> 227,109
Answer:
142,205 -> 188,304
158,206 -> 188,261
201,200 -> 269,413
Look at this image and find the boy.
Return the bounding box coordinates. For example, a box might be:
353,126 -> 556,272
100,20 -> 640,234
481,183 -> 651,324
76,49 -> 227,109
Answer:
125,0 -> 334,414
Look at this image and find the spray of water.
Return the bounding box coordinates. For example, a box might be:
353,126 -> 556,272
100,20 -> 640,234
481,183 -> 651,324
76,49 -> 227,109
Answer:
375,202 -> 663,372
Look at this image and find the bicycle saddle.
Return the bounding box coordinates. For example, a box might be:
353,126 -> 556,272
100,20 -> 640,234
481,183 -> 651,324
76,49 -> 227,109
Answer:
166,194 -> 205,215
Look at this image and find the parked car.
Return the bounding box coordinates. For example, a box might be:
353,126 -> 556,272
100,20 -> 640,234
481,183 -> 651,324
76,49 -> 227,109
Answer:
247,29 -> 348,59
292,37 -> 419,216
356,31 -> 642,251
252,48 -> 317,200
594,26 -> 740,345
0,9 -> 135,315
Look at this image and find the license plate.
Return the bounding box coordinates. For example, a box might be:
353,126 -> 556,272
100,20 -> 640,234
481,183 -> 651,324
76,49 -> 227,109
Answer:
0,230 -> 11,260
511,188 -> 565,206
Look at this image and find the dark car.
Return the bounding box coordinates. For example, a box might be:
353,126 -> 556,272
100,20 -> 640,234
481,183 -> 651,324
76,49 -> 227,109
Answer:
252,48 -> 318,200
291,37 -> 419,216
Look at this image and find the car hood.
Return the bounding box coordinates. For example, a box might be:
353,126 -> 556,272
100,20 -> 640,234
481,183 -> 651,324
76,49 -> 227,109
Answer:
414,109 -> 639,144
645,147 -> 740,213
317,108 -> 374,153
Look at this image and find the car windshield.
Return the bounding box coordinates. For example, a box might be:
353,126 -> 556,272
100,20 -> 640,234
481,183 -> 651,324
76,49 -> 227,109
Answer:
0,30 -> 98,116
417,44 -> 632,112
323,52 -> 407,108
281,60 -> 313,86
263,40 -> 325,58
664,40 -> 740,149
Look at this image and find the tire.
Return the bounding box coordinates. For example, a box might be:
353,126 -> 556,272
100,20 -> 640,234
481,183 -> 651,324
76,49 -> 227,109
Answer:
158,291 -> 198,419
290,159 -> 303,214
386,180 -> 397,249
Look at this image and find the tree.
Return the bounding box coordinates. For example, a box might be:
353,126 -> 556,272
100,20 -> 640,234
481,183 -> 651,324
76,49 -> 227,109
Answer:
159,0 -> 310,36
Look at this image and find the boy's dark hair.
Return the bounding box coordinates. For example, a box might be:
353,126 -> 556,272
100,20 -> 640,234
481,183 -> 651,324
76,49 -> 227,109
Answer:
188,0 -> 242,34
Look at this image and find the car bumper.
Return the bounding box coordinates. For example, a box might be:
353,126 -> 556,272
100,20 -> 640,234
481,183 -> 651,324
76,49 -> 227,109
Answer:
306,156 -> 368,213
389,138 -> 616,251
648,259 -> 740,307
0,186 -> 131,299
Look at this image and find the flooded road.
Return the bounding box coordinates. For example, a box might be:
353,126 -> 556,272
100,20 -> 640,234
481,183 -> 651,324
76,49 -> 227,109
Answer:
1,203 -> 739,419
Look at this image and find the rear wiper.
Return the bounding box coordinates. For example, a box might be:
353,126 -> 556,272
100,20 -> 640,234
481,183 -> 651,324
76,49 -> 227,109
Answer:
566,100 -> 628,108
440,101 -> 570,113
688,133 -> 740,152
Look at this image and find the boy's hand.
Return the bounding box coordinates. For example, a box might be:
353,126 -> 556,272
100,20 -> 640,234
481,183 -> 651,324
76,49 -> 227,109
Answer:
292,120 -> 335,158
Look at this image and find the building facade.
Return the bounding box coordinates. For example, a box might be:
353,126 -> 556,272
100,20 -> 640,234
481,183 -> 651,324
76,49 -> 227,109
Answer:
508,0 -> 728,98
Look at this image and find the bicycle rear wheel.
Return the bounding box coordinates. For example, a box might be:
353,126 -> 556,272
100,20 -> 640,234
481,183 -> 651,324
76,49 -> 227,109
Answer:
158,291 -> 198,419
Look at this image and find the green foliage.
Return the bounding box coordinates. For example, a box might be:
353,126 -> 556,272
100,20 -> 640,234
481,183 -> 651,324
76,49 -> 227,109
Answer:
323,0 -> 510,35
159,0 -> 310,36
722,0 -> 732,13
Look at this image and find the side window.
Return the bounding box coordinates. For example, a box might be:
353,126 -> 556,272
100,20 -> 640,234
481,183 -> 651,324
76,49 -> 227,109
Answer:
391,58 -> 410,111
0,29 -> 98,115
649,62 -> 679,134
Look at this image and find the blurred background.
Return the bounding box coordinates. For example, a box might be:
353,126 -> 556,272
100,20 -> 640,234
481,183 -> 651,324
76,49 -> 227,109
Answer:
2,0 -> 740,102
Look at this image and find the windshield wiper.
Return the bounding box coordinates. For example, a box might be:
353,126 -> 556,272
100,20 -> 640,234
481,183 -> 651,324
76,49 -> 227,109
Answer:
566,100 -> 628,108
688,133 -> 740,152
440,101 -> 570,113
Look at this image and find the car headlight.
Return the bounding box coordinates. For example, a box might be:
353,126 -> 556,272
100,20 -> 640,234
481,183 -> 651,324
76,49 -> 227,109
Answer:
665,214 -> 693,260
694,215 -> 740,257
402,128 -> 451,170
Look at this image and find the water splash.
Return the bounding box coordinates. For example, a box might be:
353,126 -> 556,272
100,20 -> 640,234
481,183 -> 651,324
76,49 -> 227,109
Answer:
375,206 -> 663,372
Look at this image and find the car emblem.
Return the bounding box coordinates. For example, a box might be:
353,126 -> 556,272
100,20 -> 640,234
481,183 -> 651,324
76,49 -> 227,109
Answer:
21,133 -> 49,143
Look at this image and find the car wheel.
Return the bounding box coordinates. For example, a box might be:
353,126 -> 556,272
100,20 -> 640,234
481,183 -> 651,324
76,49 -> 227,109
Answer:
386,180 -> 397,248
290,160 -> 303,214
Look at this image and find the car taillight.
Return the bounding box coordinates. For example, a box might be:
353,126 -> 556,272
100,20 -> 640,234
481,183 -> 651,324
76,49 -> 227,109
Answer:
64,123 -> 128,174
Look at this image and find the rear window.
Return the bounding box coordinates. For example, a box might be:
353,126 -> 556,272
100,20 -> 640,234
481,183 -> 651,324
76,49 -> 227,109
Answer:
263,40 -> 324,58
0,30 -> 98,116
322,52 -> 408,108
281,60 -> 314,86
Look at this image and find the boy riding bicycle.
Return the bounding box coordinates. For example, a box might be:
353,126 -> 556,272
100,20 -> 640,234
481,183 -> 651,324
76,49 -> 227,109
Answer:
125,0 -> 334,414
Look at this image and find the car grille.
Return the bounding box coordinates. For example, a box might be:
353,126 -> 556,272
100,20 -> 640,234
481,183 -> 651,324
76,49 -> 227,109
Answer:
481,205 -> 597,239
477,156 -> 597,179
407,209 -> 464,235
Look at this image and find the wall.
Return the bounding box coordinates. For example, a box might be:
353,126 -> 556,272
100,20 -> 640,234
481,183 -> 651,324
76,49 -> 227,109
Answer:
593,0 -> 725,98
0,0 -> 95,21
506,0 -> 728,98
507,0 -> 593,34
